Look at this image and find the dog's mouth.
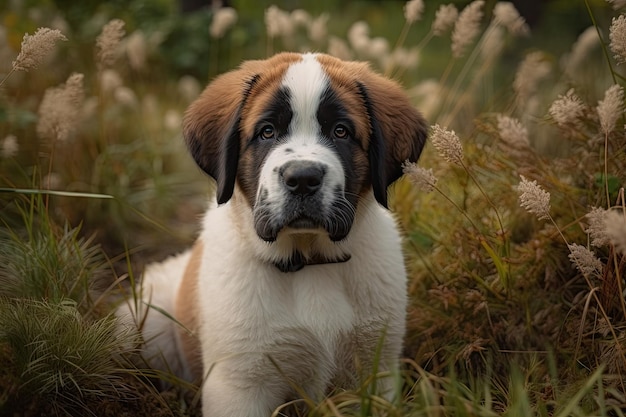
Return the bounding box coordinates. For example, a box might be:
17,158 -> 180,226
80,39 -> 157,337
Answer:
255,214 -> 351,242
287,216 -> 320,231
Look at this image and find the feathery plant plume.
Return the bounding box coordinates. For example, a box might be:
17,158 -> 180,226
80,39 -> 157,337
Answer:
432,4 -> 458,37
99,68 -> 123,95
481,26 -> 505,61
264,5 -> 294,55
496,114 -> 530,149
597,84 -> 624,135
565,27 -> 600,77
327,36 -> 353,60
348,21 -> 370,55
125,30 -> 147,71
308,13 -> 329,44
567,243 -> 604,278
549,88 -> 585,127
37,73 -> 84,144
404,0 -> 424,24
291,9 -> 312,27
492,2 -> 529,37
517,175 -> 551,220
11,27 -> 67,73
607,0 -> 626,10
388,0 -> 423,76
1,134 -> 18,158
586,207 -> 611,247
402,161 -> 437,193
610,14 -> 626,64
265,5 -> 294,40
513,51 -> 551,106
430,124 -> 464,165
210,7 -> 238,39
96,19 -> 125,70
451,0 -> 484,59
604,210 -> 626,254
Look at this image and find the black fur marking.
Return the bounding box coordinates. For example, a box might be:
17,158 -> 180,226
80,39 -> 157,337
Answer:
316,87 -> 362,209
238,87 -> 293,207
356,82 -> 388,208
274,251 -> 352,273
213,74 -> 261,204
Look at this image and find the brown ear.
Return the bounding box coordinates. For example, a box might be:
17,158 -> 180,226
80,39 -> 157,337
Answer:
357,74 -> 427,208
182,62 -> 262,204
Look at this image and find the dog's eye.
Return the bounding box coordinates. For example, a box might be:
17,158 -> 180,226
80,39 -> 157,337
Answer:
333,124 -> 349,140
260,125 -> 275,140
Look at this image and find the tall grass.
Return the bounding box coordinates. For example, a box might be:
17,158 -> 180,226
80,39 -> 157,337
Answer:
1,0 -> 625,415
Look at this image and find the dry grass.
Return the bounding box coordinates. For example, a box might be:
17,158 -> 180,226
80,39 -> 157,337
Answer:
1,0 -> 625,415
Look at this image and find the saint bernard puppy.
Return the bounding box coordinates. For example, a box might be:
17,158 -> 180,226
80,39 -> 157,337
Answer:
118,52 -> 427,416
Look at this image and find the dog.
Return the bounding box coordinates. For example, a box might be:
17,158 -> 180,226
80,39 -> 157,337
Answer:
117,52 -> 427,417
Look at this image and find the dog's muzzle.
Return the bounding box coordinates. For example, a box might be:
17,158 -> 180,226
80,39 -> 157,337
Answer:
253,159 -> 354,243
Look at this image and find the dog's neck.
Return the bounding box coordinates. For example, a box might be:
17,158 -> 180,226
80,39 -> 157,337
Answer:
273,250 -> 352,273
270,231 -> 352,272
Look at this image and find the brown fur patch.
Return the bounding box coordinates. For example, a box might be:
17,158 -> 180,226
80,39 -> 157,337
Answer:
315,55 -> 371,145
239,53 -> 303,139
175,241 -> 204,381
317,53 -> 427,203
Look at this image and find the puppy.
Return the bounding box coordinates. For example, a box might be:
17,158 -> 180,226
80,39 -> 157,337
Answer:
118,52 -> 427,417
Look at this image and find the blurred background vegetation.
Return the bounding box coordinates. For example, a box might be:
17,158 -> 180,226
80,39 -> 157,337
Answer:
0,0 -> 611,260
1,0 -> 625,415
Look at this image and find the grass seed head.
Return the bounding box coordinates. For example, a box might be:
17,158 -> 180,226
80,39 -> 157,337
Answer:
517,175 -> 551,220
404,0 -> 425,24
604,210 -> 626,254
432,4 -> 458,36
567,243 -> 604,277
492,2 -> 529,36
36,73 -> 84,143
403,161 -> 437,193
586,207 -> 611,247
549,88 -> 585,127
497,114 -> 530,149
96,19 -> 125,69
12,27 -> 67,72
597,83 -> 624,135
451,0 -> 484,58
610,14 -> 626,64
431,124 -> 464,165
210,7 -> 238,39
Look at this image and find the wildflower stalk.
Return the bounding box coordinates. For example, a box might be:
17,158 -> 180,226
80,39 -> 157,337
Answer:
442,26 -> 507,126
461,160 -> 507,242
584,0 -> 618,85
552,215 -> 626,372
440,27 -> 496,125
429,182 -> 507,299
518,177 -> 626,373
609,190 -> 626,320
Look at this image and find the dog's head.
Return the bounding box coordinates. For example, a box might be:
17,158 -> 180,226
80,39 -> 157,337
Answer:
184,53 -> 426,255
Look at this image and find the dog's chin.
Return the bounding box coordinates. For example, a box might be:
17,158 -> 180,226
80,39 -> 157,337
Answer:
255,216 -> 351,243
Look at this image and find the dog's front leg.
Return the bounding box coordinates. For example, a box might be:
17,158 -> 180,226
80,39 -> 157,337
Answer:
201,368 -> 288,417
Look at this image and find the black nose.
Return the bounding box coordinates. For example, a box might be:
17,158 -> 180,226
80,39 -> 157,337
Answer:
281,161 -> 325,196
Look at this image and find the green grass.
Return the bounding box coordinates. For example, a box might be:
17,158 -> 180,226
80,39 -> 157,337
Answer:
1,0 -> 626,415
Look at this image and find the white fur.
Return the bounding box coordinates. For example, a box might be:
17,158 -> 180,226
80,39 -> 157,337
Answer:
120,193 -> 407,417
116,251 -> 195,381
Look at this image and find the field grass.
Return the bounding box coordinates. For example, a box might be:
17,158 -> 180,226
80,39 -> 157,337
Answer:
1,0 -> 626,415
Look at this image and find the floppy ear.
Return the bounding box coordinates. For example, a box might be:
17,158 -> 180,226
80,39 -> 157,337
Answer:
183,66 -> 260,204
357,76 -> 427,208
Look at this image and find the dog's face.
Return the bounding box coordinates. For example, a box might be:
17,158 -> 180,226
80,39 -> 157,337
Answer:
184,53 -> 426,247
